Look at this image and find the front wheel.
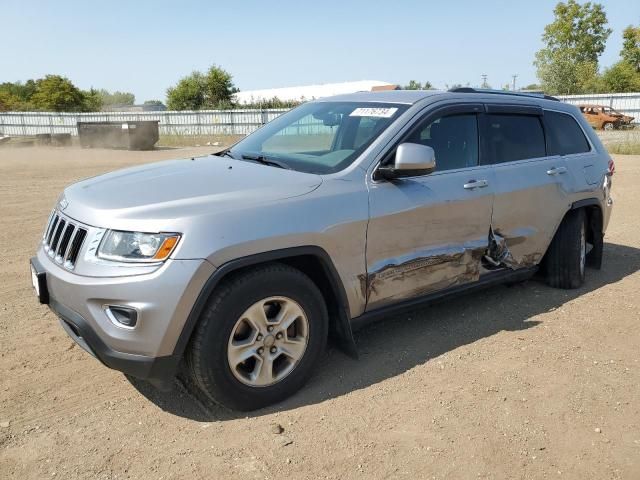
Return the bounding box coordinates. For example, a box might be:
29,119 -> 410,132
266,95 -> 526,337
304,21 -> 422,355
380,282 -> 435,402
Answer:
544,208 -> 587,289
188,264 -> 328,411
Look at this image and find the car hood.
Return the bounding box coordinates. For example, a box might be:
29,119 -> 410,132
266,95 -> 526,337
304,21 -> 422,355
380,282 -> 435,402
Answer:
61,155 -> 323,227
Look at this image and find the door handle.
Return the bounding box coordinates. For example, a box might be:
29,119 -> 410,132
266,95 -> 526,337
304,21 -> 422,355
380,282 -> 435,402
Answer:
546,166 -> 567,175
463,179 -> 489,190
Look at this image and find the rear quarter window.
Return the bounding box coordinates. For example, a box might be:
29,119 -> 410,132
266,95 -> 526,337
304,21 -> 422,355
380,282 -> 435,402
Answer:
544,111 -> 591,156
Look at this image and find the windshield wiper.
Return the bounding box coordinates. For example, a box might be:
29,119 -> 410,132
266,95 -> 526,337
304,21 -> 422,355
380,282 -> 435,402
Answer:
241,153 -> 291,170
216,149 -> 236,159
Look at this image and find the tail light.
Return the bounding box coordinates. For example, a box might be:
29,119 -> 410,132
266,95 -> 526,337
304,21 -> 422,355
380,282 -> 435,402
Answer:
607,158 -> 615,176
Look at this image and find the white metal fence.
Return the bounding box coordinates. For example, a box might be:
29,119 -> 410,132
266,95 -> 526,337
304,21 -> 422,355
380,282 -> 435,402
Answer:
2,92 -> 639,137
0,109 -> 289,137
557,92 -> 640,123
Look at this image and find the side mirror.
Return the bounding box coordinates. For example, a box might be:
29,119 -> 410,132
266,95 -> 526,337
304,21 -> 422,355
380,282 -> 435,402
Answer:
377,143 -> 436,180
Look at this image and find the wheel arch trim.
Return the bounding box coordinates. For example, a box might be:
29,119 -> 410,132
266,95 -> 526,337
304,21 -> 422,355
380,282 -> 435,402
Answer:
171,246 -> 358,367
571,198 -> 602,211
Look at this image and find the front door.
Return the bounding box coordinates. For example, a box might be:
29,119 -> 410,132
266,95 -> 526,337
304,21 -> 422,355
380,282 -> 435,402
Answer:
365,105 -> 494,311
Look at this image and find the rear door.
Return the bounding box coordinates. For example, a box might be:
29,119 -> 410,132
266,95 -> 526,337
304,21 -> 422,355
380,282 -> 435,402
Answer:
481,104 -> 572,268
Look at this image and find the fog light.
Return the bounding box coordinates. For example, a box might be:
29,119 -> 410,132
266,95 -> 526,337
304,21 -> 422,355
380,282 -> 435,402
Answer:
104,305 -> 138,329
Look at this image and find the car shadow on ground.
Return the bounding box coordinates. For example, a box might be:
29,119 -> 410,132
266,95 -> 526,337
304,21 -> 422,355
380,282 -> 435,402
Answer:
127,242 -> 640,421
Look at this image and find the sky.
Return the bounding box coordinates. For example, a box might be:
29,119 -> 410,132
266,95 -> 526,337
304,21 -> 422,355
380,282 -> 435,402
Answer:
2,1 -> 639,103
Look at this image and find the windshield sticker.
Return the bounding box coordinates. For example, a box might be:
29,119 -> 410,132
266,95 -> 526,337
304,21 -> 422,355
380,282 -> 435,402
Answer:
349,107 -> 398,118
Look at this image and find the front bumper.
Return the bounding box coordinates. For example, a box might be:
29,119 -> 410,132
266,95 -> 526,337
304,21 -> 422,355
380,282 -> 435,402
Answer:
52,295 -> 178,390
31,250 -> 215,389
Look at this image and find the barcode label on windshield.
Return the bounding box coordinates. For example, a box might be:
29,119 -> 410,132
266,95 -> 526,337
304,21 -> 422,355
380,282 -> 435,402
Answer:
350,107 -> 398,118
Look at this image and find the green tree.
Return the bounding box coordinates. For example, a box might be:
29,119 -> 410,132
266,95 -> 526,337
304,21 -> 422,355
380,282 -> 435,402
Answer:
30,75 -> 87,112
143,100 -> 165,106
82,88 -> 104,111
536,49 -> 602,94
621,25 -> 640,72
0,80 -> 36,102
98,89 -> 135,106
0,76 -> 103,111
600,60 -> 640,92
0,91 -> 24,111
203,65 -> 236,107
166,64 -> 237,110
541,0 -> 611,63
535,0 -> 612,94
166,71 -> 206,110
403,80 -> 433,90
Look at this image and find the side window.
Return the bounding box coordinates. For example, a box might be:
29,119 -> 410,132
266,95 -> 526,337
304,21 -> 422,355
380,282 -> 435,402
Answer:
406,114 -> 479,171
484,114 -> 545,163
544,111 -> 590,156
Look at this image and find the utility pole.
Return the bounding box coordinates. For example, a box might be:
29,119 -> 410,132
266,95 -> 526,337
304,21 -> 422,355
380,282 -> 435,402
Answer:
481,74 -> 488,88
512,74 -> 518,91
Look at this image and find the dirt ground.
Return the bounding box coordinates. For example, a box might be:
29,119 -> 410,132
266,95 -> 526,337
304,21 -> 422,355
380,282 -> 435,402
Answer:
1,146 -> 639,480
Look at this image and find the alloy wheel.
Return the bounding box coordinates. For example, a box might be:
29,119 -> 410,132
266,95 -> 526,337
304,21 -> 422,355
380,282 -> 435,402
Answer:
227,296 -> 309,387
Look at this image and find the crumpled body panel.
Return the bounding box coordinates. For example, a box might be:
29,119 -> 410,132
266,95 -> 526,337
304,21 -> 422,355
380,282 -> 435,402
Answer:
364,241 -> 486,309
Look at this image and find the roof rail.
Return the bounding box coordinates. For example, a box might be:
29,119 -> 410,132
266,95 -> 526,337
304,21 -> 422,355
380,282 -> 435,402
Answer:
449,87 -> 560,102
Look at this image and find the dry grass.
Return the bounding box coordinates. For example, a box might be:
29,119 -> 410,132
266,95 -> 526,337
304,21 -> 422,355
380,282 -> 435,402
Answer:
597,129 -> 640,155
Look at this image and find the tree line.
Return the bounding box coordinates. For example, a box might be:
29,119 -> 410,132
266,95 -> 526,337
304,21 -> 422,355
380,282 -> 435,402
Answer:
1,1 -> 639,113
534,0 -> 640,95
0,66 -> 302,112
0,76 -> 164,113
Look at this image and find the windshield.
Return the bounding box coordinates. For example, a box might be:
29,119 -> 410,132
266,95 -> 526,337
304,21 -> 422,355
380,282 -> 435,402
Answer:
226,101 -> 408,174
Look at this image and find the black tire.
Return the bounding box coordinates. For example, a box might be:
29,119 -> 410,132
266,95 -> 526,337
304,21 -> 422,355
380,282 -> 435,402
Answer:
187,263 -> 328,411
545,208 -> 587,289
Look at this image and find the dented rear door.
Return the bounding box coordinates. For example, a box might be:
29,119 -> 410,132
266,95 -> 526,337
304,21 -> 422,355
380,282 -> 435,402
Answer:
365,106 -> 493,311
481,105 -> 572,268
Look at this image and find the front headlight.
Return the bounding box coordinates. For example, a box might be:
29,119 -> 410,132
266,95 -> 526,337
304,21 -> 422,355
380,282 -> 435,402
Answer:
97,230 -> 181,263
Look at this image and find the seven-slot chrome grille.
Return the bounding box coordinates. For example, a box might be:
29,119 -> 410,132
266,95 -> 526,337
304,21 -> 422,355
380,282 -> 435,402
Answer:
42,210 -> 88,270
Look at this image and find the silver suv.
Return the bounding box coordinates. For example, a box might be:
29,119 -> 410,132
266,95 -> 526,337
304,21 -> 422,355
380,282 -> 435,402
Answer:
30,89 -> 614,410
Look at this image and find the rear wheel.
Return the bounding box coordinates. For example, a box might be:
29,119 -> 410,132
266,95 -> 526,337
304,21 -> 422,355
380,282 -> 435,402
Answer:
603,122 -> 614,131
545,208 -> 587,289
188,263 -> 328,411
